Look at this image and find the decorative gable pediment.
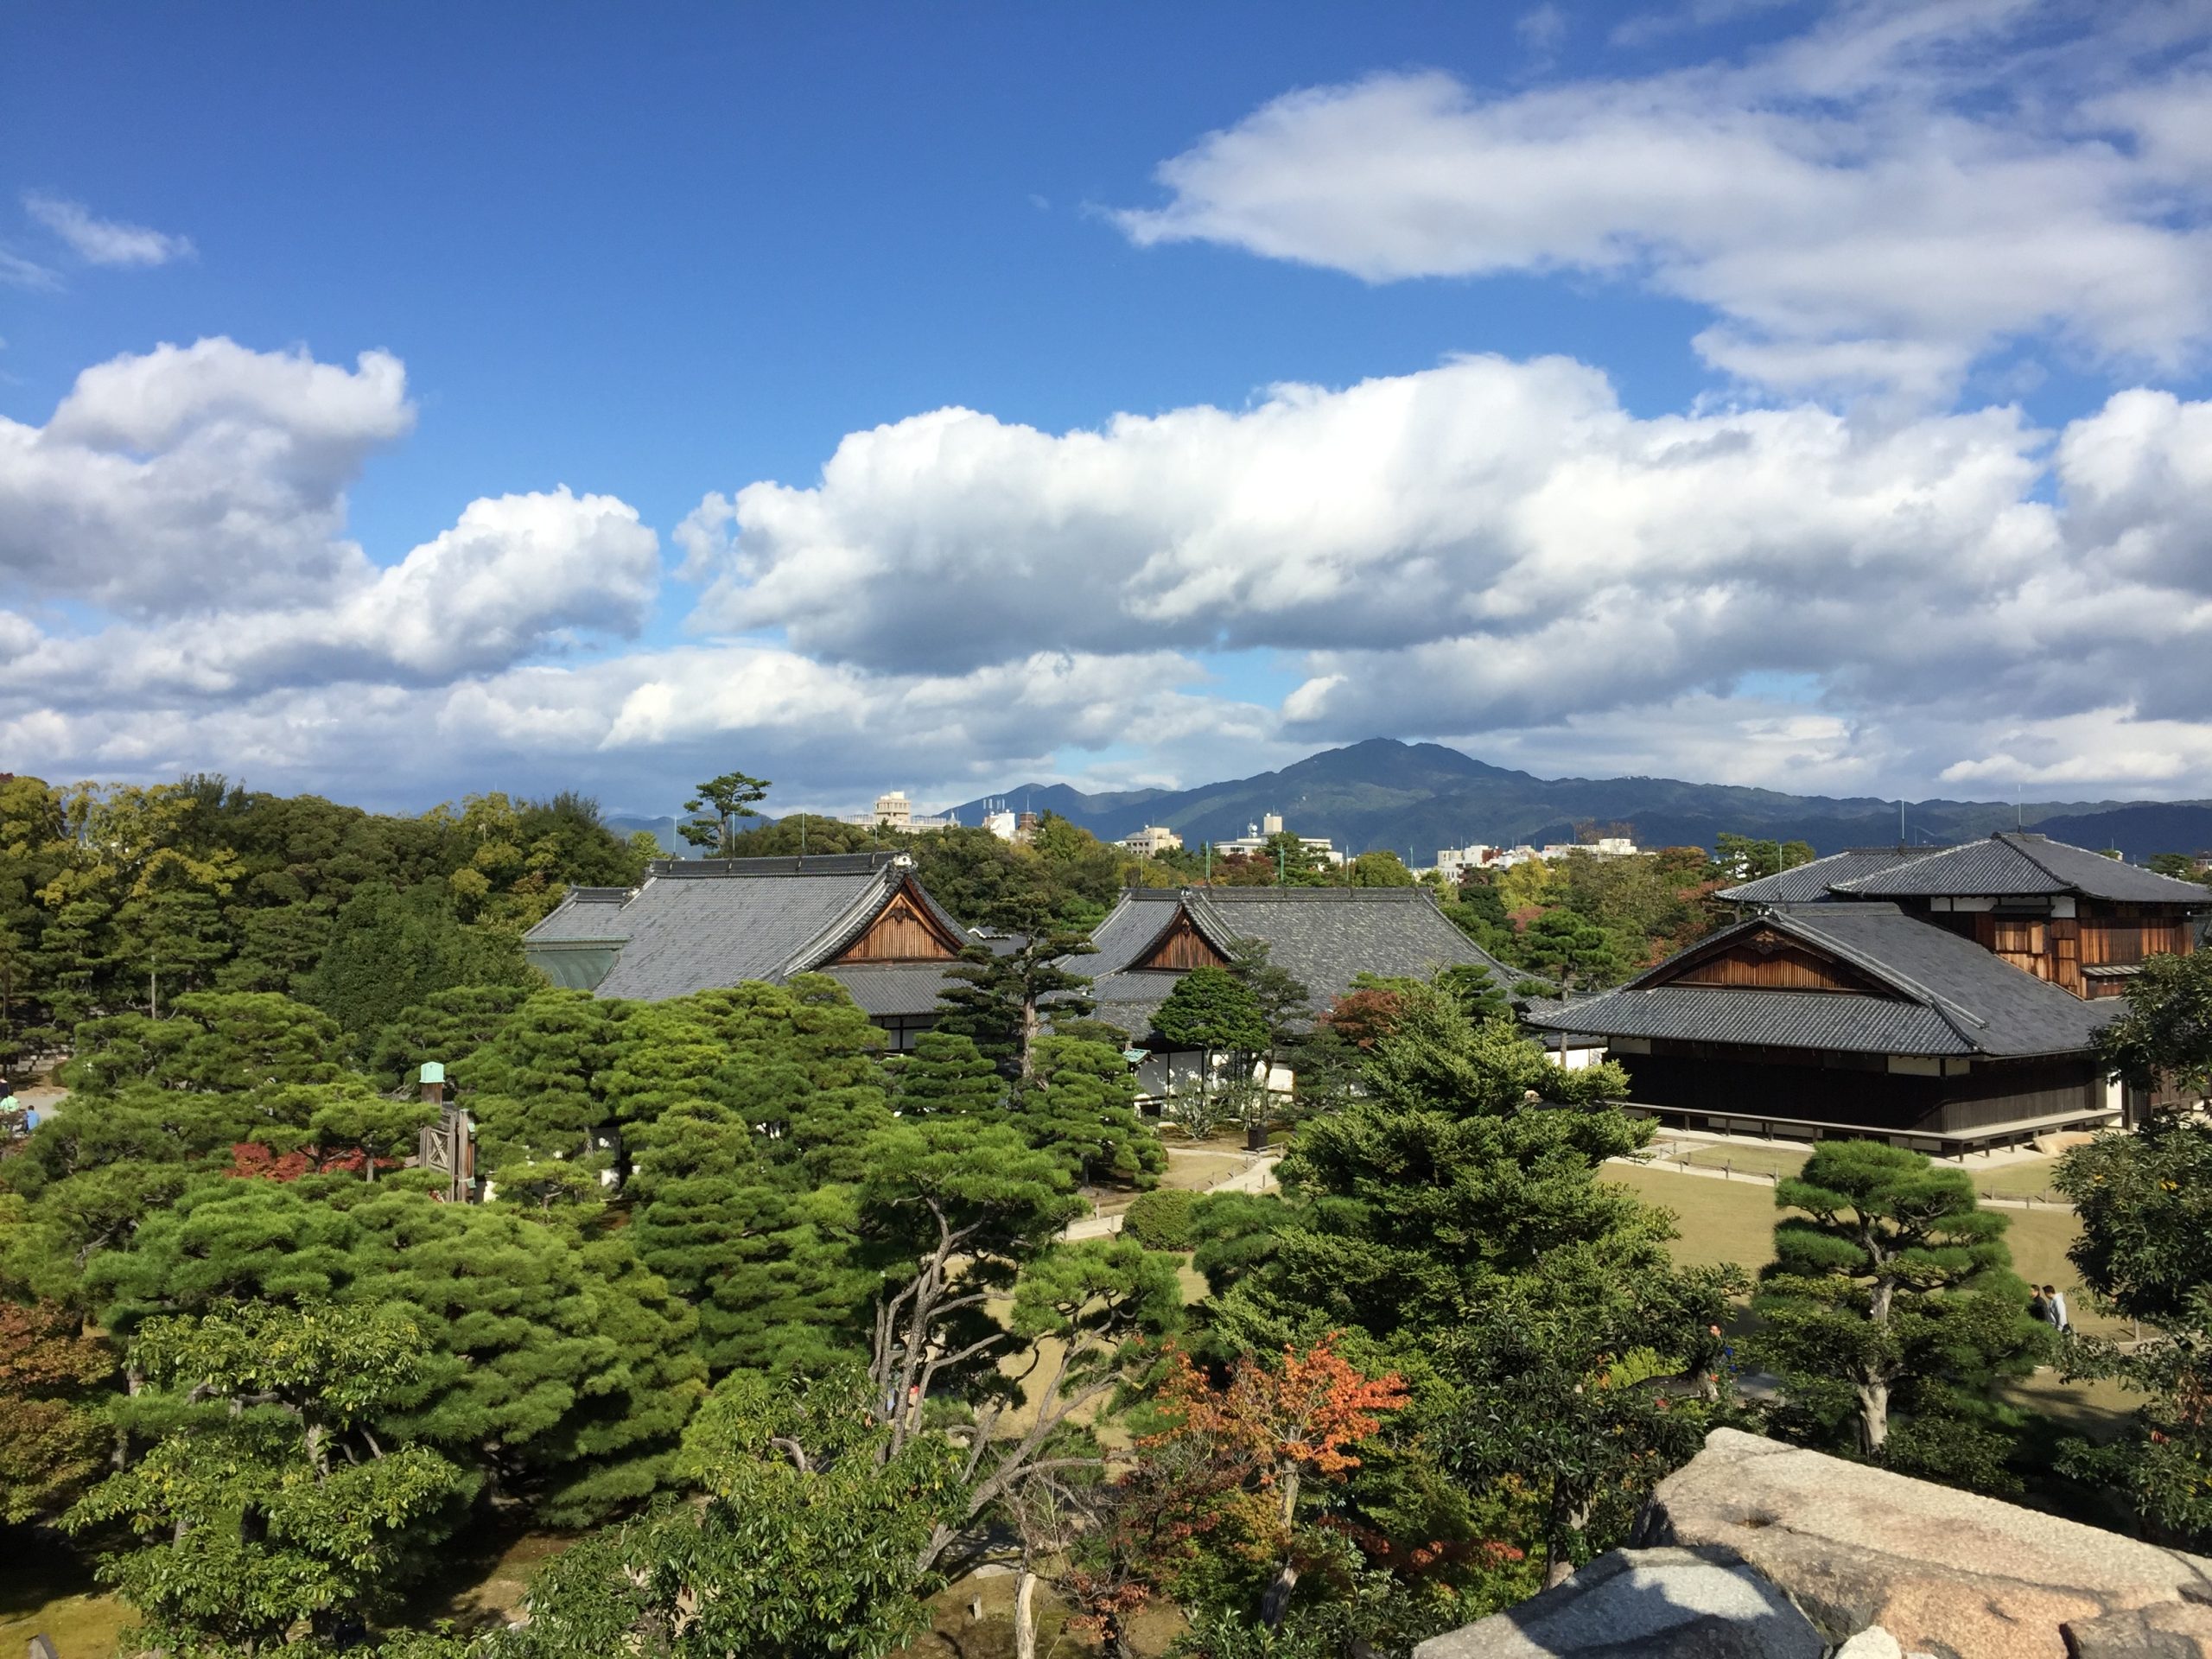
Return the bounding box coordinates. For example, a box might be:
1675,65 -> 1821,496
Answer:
1650,926 -> 1892,995
1133,907 -> 1230,972
830,881 -> 963,964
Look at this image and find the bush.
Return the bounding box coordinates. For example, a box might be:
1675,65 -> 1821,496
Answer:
1124,1188 -> 1198,1251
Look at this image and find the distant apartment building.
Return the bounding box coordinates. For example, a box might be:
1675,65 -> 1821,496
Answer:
844,790 -> 959,832
1121,825 -> 1184,857
1541,836 -> 1639,859
1437,842 -> 1540,877
1212,812 -> 1346,868
1436,836 -> 1636,879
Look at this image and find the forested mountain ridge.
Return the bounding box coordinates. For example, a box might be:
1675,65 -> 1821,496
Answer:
948,738 -> 2212,860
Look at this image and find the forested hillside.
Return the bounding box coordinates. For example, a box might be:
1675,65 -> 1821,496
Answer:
0,775 -> 655,1080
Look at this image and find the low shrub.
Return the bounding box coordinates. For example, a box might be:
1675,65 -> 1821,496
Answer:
1124,1188 -> 1198,1251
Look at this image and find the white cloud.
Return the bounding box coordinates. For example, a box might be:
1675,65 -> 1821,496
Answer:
24,193 -> 195,267
12,335 -> 2212,810
675,354 -> 2212,798
1517,5 -> 1568,54
0,487 -> 663,704
0,337 -> 414,616
0,247 -> 59,290
688,354 -> 2060,683
1112,8 -> 2212,397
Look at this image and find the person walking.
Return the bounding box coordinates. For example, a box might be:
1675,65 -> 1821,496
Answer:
2042,1283 -> 2070,1332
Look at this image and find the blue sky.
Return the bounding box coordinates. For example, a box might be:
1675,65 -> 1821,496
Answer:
5,2 -> 2212,817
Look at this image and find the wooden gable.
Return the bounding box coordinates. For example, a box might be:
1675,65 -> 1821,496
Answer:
1133,908 -> 1230,972
830,881 -> 963,964
1651,927 -> 1891,995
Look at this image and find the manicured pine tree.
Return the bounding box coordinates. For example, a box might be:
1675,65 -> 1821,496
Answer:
1203,984 -> 1671,1352
626,1100 -> 876,1377
891,1029 -> 1005,1116
1752,1140 -> 2044,1465
466,988 -> 623,1171
366,982 -> 534,1091
1154,963 -> 1271,1126
683,976 -> 895,1182
937,923 -> 1100,1083
81,1177 -> 705,1526
1016,1034 -> 1165,1189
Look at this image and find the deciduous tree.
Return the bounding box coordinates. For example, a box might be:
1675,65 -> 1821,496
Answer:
67,1300 -> 473,1656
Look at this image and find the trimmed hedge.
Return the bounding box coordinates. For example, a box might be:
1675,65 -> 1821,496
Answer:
1123,1188 -> 1198,1251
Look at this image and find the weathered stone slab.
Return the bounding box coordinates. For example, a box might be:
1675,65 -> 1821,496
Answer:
1411,1545 -> 1824,1659
2064,1601 -> 2212,1658
1630,1429 -> 2212,1657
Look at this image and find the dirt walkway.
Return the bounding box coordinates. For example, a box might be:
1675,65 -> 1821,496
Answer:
1063,1145 -> 1281,1240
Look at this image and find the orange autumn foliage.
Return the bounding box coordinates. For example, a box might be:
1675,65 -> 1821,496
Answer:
1058,1334 -> 1410,1643
1150,1332 -> 1410,1510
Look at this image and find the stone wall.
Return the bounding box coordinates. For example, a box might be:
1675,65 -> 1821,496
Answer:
1416,1428 -> 2212,1659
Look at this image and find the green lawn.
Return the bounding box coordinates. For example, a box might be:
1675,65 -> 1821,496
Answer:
1963,1160 -> 2069,1203
1607,1163 -> 2121,1338
0,1534 -> 130,1659
1673,1143 -> 1808,1182
1668,1144 -> 2070,1205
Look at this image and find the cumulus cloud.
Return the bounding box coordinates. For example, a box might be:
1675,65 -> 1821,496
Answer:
1,487 -> 663,704
1113,7 -> 2212,397
676,353 -> 2212,798
12,333 -> 2212,810
0,337 -> 416,616
24,193 -> 195,267
688,354 -> 2058,683
0,643 -> 1276,814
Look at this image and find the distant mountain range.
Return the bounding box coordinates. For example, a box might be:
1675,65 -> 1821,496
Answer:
943,739 -> 2212,862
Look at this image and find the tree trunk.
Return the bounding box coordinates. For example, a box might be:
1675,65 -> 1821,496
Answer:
1020,994 -> 1041,1082
1014,1567 -> 1037,1659
1856,1380 -> 1890,1456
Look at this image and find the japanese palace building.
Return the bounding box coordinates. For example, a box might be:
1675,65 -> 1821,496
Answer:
1528,831 -> 2208,1151
521,852 -> 976,1050
1084,886 -> 1529,1100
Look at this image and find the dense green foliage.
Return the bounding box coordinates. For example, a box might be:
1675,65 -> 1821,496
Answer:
7,772 -> 2191,1656
2094,948 -> 2212,1102
1437,842 -> 1726,991
1751,1142 -> 2044,1484
2056,1115 -> 2212,1542
68,1301 -> 474,1656
0,775 -> 649,1080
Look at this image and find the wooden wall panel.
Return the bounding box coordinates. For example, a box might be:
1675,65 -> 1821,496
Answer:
1662,934 -> 1880,994
2079,919 -> 2193,968
830,890 -> 961,963
1135,912 -> 1230,971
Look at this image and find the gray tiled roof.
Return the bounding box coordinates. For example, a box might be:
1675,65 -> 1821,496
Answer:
1718,848 -> 1947,904
1528,901 -> 2120,1058
1542,986 -> 1974,1054
524,853 -> 966,1008
1084,887 -> 1530,1040
823,963 -> 965,1017
1832,832 -> 2212,904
